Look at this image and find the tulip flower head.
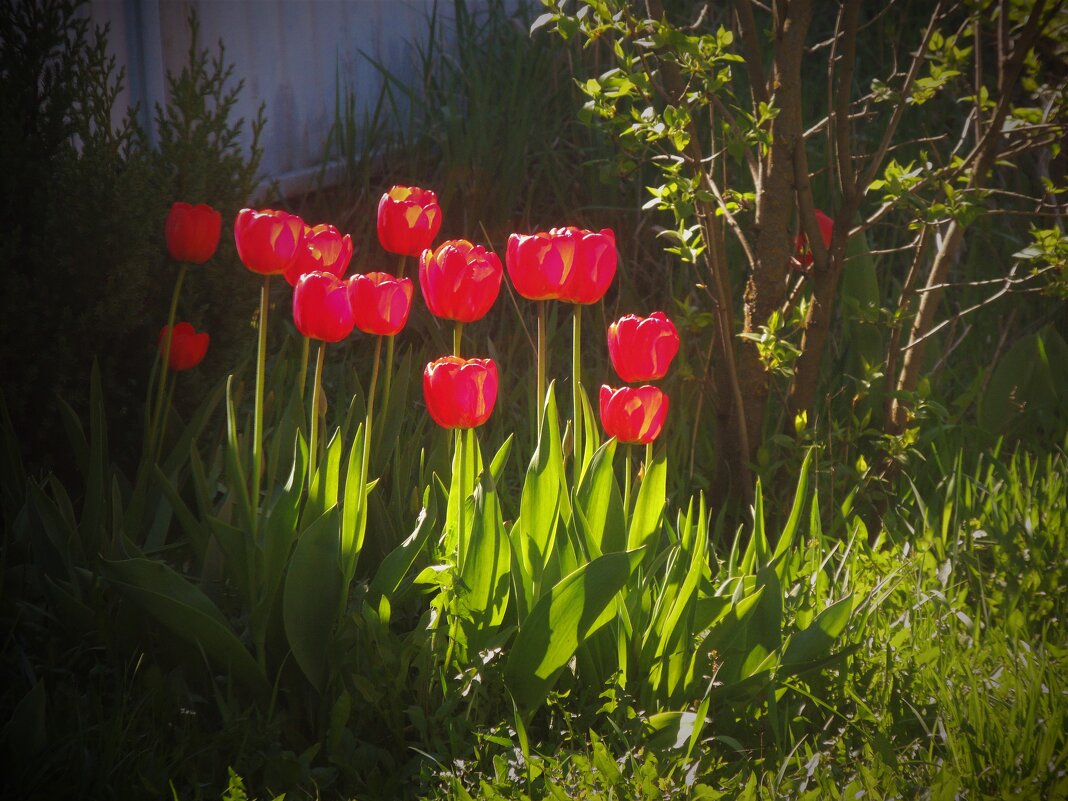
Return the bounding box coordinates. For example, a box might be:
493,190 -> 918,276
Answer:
165,202 -> 222,264
419,239 -> 503,322
792,209 -> 834,271
158,322 -> 209,371
284,223 -> 354,286
558,226 -> 616,305
293,271 -> 356,342
377,185 -> 442,256
423,356 -> 498,429
505,227 -> 580,301
234,208 -> 307,276
607,311 -> 680,383
348,272 -> 414,337
599,384 -> 669,445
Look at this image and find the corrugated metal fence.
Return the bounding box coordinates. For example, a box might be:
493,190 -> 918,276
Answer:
89,0 -> 502,197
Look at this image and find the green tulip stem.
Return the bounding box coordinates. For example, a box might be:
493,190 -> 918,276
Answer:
382,255 -> 406,415
149,262 -> 187,459
308,341 -> 326,488
537,301 -> 547,436
252,274 -> 271,525
297,335 -> 310,416
624,444 -> 633,518
154,379 -> 178,467
572,305 -> 583,485
361,336 -> 383,497
453,322 -> 464,357
645,442 -> 653,476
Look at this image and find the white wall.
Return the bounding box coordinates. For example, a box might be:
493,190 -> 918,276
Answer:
89,0 -> 494,197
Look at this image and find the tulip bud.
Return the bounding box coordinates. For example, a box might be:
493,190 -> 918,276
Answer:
607,311 -> 680,383
158,322 -> 209,371
423,356 -> 498,429
377,185 -> 442,256
558,226 -> 616,305
348,272 -> 414,337
791,209 -> 833,271
419,239 -> 503,322
284,223 -> 353,286
165,202 -> 222,264
598,384 -> 669,444
235,208 -> 307,276
293,271 -> 356,342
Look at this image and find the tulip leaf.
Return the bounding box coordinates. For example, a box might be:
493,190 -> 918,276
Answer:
457,464 -> 510,655
340,423 -> 367,582
207,515 -> 253,605
370,486 -> 438,601
446,428 -> 482,567
512,382 -> 564,616
152,465 -> 209,560
577,383 -> 600,485
627,447 -> 666,554
159,378 -> 226,478
81,362 -> 108,552
223,376 -> 255,536
576,438 -> 626,556
101,556 -> 268,694
505,547 -> 644,711
255,432 -> 307,644
489,433 -> 514,486
283,505 -> 344,693
305,427 -> 342,530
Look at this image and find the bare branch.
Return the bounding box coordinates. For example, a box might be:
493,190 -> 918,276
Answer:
858,0 -> 948,194
733,0 -> 769,107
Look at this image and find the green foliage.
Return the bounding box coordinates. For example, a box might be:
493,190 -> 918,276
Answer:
0,0 -> 263,477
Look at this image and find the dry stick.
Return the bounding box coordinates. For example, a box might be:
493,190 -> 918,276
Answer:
882,226 -> 930,433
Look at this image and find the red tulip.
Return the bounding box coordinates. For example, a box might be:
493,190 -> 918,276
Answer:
558,226 -> 616,304
158,322 -> 209,371
234,208 -> 306,275
293,271 -> 355,342
347,272 -> 414,336
792,209 -> 833,271
607,311 -> 680,383
505,227 -> 579,301
419,239 -> 503,322
423,356 -> 498,429
377,185 -> 442,256
599,384 -> 669,445
165,202 -> 222,264
284,223 -> 353,286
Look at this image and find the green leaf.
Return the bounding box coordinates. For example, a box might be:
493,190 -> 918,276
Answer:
305,428 -> 342,530
457,463 -> 511,653
627,447 -> 666,554
505,547 -> 644,710
370,486 -> 438,600
254,432 -> 307,645
511,383 -> 564,617
576,438 -> 625,556
340,423 -> 367,581
772,448 -> 814,578
283,506 -> 344,692
223,376 -> 255,536
739,479 -> 768,574
782,594 -> 854,667
102,557 -> 267,694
